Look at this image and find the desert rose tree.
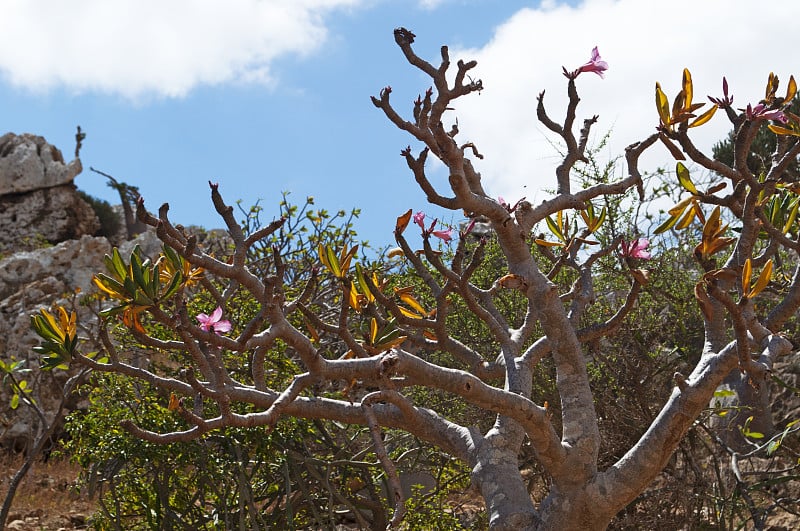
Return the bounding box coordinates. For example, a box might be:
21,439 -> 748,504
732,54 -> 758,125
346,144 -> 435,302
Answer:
32,30 -> 799,529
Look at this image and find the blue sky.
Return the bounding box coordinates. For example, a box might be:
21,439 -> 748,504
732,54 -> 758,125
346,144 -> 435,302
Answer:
2,0 -> 798,249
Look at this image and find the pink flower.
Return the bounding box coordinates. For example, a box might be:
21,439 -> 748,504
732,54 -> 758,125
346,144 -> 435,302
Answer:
620,238 -> 651,260
431,228 -> 453,243
196,306 -> 232,335
413,211 -> 426,230
743,103 -> 787,123
577,46 -> 608,78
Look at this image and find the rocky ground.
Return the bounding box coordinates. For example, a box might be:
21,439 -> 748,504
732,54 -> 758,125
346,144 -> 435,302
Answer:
1,456 -> 94,531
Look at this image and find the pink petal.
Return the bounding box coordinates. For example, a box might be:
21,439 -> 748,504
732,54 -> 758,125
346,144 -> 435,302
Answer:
431,228 -> 453,243
213,320 -> 232,334
413,211 -> 426,229
209,306 -> 224,322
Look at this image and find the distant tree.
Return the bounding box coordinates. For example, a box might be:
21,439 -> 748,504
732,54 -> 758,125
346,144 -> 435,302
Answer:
31,30 -> 800,530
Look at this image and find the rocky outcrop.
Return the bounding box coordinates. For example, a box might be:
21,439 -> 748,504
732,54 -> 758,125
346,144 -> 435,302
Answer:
0,232 -> 162,451
0,133 -> 98,254
0,133 -> 81,195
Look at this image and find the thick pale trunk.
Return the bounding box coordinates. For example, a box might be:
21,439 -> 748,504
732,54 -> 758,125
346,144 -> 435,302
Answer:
472,442 -> 538,530
538,490 -> 611,530
710,369 -> 774,451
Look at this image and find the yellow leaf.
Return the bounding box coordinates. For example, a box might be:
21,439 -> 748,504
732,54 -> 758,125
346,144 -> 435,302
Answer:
703,206 -> 723,242
689,104 -> 718,128
783,198 -> 799,234
397,305 -> 425,319
345,281 -> 363,312
768,124 -> 800,137
395,287 -> 428,316
749,259 -> 773,298
668,196 -> 693,216
676,162 -> 698,194
676,205 -> 696,230
742,258 -> 753,297
369,318 -> 378,345
339,245 -> 358,275
40,308 -> 66,342
682,68 -> 693,110
655,82 -> 671,127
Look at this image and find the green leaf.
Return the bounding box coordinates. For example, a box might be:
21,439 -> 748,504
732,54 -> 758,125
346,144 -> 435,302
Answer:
10,394 -> 19,409
654,212 -> 681,235
545,214 -> 565,242
109,248 -> 127,279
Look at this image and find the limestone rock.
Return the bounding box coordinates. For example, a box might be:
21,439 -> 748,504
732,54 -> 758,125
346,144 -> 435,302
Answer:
0,184 -> 99,254
0,133 -> 82,195
0,231 -> 161,451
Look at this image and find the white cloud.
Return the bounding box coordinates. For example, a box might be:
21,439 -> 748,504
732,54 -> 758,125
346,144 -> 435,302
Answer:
448,0 -> 800,205
418,0 -> 448,9
0,0 -> 362,99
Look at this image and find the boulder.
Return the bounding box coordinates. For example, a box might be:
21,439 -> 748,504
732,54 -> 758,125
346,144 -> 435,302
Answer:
0,133 -> 81,195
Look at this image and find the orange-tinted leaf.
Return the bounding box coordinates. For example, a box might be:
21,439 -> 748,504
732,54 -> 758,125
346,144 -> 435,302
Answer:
659,133 -> 686,160
765,72 -> 778,102
303,315 -> 320,343
395,209 -> 413,234
786,75 -> 797,103
395,287 -> 428,315
695,281 -> 714,321
534,238 -> 565,247
706,182 -> 727,195
672,90 -> 686,122
498,274 -> 527,290
168,393 -> 180,411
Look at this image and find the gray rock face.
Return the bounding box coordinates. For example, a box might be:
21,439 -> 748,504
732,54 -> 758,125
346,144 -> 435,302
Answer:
0,132 -> 99,254
0,133 -> 82,195
0,184 -> 100,254
0,232 -> 162,451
